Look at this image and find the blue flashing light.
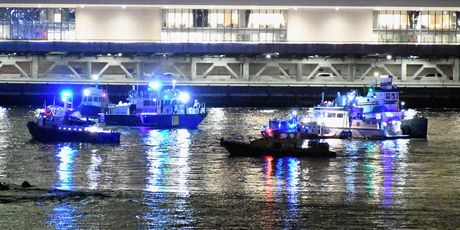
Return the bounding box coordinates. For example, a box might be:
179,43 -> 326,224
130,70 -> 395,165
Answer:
60,89 -> 73,102
148,81 -> 162,91
178,92 -> 190,103
288,122 -> 297,129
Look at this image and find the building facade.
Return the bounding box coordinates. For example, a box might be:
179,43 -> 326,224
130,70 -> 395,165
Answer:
0,1 -> 459,86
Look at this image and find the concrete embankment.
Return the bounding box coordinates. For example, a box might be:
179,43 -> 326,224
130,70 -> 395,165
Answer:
0,83 -> 459,108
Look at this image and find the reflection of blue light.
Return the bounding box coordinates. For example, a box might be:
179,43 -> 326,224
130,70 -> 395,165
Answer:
382,149 -> 394,206
54,145 -> 77,190
47,145 -> 79,229
143,129 -> 193,226
47,204 -> 80,229
275,157 -> 300,222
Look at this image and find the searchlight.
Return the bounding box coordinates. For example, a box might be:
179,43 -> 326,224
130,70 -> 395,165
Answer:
148,81 -> 162,91
83,89 -> 91,97
178,92 -> 190,103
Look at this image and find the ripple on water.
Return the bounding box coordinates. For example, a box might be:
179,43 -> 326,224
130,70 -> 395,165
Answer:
0,107 -> 459,228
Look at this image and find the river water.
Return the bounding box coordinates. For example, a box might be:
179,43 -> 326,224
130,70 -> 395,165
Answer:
0,106 -> 459,229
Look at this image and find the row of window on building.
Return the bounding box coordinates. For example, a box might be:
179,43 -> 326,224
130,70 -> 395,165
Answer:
2,7 -> 460,43
160,9 -> 288,42
374,10 -> 460,43
0,8 -> 75,40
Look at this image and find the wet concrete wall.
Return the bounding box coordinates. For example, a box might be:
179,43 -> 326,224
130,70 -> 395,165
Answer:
0,83 -> 459,108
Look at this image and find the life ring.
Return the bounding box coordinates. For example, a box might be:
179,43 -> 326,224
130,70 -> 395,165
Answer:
45,108 -> 53,116
356,121 -> 360,127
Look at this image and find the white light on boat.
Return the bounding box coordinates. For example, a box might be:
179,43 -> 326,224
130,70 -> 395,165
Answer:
92,74 -> 99,80
386,54 -> 392,60
292,110 -> 297,116
404,109 -> 417,120
178,92 -> 190,103
83,89 -> 91,96
148,81 -> 162,91
302,117 -> 310,123
85,126 -> 102,133
401,101 -> 405,106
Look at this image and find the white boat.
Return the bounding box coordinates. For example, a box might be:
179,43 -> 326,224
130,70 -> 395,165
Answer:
77,87 -> 109,117
262,75 -> 427,139
103,80 -> 207,128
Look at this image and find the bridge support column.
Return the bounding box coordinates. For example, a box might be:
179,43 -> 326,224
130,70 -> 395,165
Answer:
454,58 -> 460,82
86,62 -> 92,79
191,58 -> 196,81
243,61 -> 249,81
136,62 -> 144,79
348,63 -> 356,82
31,57 -> 38,78
401,60 -> 407,82
296,63 -> 302,81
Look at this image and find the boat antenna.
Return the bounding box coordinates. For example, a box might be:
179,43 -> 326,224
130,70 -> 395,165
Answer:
53,95 -> 55,105
321,92 -> 324,103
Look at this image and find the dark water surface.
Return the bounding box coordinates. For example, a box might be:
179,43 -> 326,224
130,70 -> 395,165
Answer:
0,106 -> 459,229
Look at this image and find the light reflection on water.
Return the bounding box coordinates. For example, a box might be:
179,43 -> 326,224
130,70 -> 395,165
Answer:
0,107 -> 459,228
142,129 -> 193,226
47,145 -> 79,229
0,107 -> 10,178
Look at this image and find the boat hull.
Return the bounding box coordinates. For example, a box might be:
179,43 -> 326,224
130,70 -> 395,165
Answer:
220,139 -> 336,158
78,105 -> 106,117
104,113 -> 207,128
27,122 -> 120,144
401,117 -> 428,138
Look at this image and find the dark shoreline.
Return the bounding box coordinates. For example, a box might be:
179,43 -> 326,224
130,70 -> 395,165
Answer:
1,83 -> 459,108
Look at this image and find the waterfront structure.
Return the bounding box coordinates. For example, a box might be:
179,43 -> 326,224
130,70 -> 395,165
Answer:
0,0 -> 459,87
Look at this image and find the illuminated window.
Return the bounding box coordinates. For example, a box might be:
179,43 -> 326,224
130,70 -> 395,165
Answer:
0,7 -> 75,40
374,10 -> 460,44
161,9 -> 287,42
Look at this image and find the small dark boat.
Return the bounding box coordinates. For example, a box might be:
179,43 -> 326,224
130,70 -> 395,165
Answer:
28,104 -> 120,144
220,138 -> 336,158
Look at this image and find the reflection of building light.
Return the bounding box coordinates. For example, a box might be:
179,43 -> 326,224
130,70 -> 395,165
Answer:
88,153 -> 102,190
143,129 -> 192,225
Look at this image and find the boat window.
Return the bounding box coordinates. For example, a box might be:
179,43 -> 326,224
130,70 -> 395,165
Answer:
88,97 -> 92,102
391,93 -> 395,99
386,93 -> 390,99
337,113 -> 344,118
144,100 -> 151,106
83,96 -> 87,102
327,113 -> 335,118
94,97 -> 99,102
